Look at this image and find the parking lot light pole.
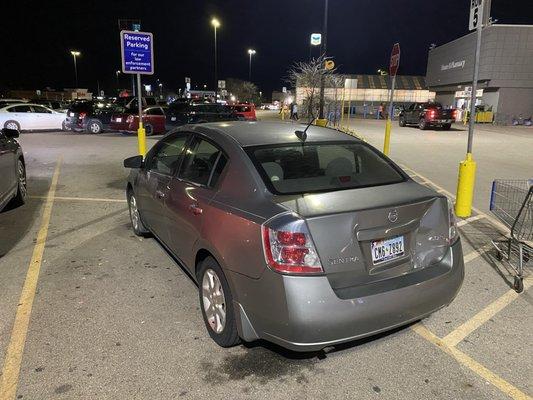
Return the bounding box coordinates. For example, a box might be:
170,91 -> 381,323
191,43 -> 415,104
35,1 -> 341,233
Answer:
211,18 -> 220,102
70,50 -> 81,87
247,49 -> 256,81
115,70 -> 121,89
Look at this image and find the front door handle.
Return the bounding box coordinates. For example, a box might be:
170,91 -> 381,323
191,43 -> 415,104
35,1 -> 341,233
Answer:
189,204 -> 203,216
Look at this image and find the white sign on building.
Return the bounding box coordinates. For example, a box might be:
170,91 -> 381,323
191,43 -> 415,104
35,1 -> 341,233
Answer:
469,0 -> 484,31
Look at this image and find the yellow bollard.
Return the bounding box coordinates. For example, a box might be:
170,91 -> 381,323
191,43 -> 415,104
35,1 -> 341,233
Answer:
315,118 -> 328,127
137,121 -> 147,156
455,152 -> 477,217
383,119 -> 392,156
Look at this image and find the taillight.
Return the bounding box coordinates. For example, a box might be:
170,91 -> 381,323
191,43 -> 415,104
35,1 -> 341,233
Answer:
452,109 -> 458,119
127,115 -> 134,123
79,112 -> 87,120
428,110 -> 436,119
261,214 -> 323,275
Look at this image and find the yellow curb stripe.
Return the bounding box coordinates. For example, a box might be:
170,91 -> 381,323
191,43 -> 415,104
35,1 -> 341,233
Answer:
442,278 -> 532,347
0,158 -> 62,400
463,244 -> 492,263
29,195 -> 126,203
412,324 -> 532,400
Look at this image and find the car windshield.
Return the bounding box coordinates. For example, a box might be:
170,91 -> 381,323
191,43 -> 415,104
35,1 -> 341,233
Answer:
248,141 -> 405,195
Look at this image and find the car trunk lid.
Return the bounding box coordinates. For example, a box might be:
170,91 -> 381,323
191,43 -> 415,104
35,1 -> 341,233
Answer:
274,181 -> 450,296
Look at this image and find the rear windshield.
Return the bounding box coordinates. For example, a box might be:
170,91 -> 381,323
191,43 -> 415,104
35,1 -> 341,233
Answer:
233,105 -> 251,112
424,102 -> 442,109
248,142 -> 405,195
69,101 -> 92,112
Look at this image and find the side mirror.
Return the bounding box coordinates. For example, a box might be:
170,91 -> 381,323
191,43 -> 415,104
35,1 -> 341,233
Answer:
123,155 -> 144,169
2,128 -> 19,138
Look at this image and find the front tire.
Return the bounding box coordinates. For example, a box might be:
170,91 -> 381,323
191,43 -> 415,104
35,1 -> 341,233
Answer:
198,257 -> 240,348
4,120 -> 21,131
127,189 -> 150,236
399,117 -> 406,127
418,119 -> 427,130
9,159 -> 27,208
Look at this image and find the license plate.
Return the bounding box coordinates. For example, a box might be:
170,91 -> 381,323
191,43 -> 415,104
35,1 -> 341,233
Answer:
116,117 -> 122,122
371,236 -> 405,265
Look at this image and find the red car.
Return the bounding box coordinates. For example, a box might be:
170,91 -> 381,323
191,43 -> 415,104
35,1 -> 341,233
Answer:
231,103 -> 256,121
110,106 -> 167,135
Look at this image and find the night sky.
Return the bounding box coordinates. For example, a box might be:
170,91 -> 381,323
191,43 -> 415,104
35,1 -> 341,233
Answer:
2,0 -> 532,97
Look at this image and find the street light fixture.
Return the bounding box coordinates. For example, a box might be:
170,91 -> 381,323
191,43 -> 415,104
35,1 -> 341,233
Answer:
70,50 -> 81,88
247,49 -> 256,82
377,69 -> 388,76
211,18 -> 220,101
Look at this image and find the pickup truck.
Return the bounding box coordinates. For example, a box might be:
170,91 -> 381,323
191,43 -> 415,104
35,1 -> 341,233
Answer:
398,102 -> 456,130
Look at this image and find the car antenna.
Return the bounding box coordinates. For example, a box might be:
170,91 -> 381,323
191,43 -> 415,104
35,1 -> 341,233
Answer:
294,117 -> 315,142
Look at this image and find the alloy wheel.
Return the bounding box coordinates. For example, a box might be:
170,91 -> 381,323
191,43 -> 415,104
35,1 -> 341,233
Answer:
202,269 -> 226,334
6,122 -> 18,130
18,161 -> 27,199
90,122 -> 101,133
129,194 -> 139,231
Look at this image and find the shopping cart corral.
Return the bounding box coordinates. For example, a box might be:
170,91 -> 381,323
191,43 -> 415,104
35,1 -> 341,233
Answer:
489,179 -> 533,292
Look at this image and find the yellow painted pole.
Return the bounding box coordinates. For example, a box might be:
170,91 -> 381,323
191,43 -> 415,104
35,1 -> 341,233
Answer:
137,121 -> 146,156
455,153 -> 476,217
383,74 -> 396,156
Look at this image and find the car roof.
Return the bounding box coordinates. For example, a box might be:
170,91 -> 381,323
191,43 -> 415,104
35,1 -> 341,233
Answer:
188,121 -> 362,147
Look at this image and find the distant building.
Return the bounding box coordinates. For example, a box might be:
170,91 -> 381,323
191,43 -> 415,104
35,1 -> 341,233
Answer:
426,24 -> 533,124
7,88 -> 92,101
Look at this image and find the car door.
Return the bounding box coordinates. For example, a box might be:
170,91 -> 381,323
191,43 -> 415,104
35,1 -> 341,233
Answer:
31,105 -> 57,129
0,130 -> 16,200
165,135 -> 228,270
135,133 -> 190,243
6,105 -> 33,129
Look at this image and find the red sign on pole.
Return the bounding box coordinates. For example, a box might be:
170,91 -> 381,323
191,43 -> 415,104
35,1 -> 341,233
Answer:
389,43 -> 401,77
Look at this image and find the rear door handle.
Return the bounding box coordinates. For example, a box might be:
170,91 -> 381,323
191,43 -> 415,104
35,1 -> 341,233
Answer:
189,204 -> 203,216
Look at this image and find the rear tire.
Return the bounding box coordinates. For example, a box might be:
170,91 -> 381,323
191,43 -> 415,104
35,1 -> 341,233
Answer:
86,120 -> 103,134
9,159 -> 27,208
442,123 -> 451,130
4,120 -> 20,131
418,119 -> 427,130
197,257 -> 241,348
127,189 -> 150,237
144,124 -> 154,136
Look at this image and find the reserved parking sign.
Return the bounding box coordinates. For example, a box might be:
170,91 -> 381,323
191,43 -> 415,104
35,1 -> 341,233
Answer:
120,30 -> 154,75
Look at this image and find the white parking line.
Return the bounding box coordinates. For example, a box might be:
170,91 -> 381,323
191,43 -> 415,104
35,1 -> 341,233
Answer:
29,195 -> 126,203
457,214 -> 486,227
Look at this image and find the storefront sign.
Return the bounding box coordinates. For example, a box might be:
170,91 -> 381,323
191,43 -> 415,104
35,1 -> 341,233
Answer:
455,88 -> 483,98
441,60 -> 466,71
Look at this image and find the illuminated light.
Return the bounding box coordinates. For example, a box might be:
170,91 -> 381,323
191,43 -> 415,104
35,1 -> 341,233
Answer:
230,95 -> 236,102
247,49 -> 256,55
211,18 -> 220,28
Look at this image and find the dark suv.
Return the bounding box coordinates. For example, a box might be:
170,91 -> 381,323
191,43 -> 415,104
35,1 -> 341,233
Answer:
65,100 -> 127,134
165,102 -> 240,128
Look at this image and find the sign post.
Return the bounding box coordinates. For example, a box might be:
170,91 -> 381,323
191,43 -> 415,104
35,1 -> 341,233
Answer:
120,30 -> 154,156
383,43 -> 400,156
455,0 -> 484,218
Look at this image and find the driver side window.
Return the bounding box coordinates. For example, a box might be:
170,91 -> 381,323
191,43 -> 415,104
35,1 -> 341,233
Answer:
146,134 -> 189,175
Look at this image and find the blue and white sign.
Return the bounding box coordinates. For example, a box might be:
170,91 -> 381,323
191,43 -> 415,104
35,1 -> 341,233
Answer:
120,30 -> 154,75
310,33 -> 322,46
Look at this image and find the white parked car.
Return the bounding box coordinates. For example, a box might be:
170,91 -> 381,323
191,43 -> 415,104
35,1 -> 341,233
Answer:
0,103 -> 66,131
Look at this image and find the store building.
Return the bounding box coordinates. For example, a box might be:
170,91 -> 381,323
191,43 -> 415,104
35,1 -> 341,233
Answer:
426,24 -> 533,124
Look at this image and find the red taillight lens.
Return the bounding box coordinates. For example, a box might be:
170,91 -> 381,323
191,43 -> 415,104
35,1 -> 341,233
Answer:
262,223 -> 323,275
428,110 -> 436,119
452,109 -> 458,119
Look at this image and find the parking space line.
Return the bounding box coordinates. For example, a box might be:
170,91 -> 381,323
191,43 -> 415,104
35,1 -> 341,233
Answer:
457,214 -> 486,227
412,323 -> 532,400
0,159 -> 62,400
463,244 -> 492,263
29,195 -> 126,203
442,278 -> 532,347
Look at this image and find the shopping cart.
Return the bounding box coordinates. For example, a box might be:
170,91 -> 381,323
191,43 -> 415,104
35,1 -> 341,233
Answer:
489,179 -> 533,293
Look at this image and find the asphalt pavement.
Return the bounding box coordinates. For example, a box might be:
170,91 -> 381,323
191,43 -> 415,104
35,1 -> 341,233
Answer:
0,124 -> 531,400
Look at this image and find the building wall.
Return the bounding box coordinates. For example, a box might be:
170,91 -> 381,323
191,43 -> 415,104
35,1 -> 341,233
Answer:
495,87 -> 533,124
435,92 -> 456,108
427,25 -> 533,89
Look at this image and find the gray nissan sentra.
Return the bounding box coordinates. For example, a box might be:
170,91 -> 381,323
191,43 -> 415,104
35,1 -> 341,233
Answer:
124,121 -> 464,351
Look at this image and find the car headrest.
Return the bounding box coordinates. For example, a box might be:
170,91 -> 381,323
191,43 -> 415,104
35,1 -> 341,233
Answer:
262,162 -> 284,182
326,157 -> 353,177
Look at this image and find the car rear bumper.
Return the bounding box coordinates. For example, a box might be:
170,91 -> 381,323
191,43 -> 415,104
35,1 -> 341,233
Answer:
427,119 -> 454,125
230,239 -> 464,352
